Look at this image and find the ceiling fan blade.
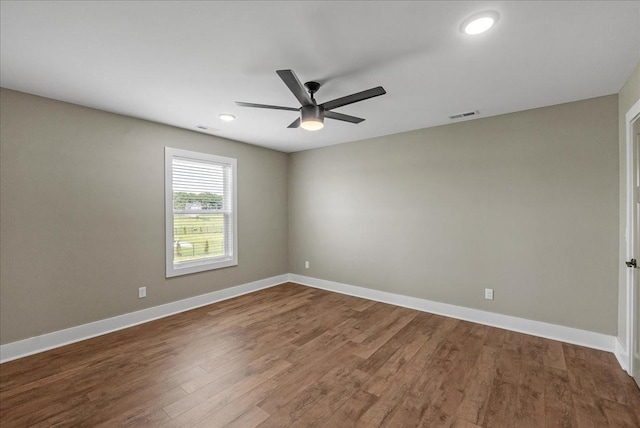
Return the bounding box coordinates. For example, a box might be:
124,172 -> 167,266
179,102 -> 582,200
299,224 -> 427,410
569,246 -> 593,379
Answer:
276,69 -> 313,106
320,86 -> 386,111
325,111 -> 365,124
287,118 -> 301,128
235,102 -> 299,111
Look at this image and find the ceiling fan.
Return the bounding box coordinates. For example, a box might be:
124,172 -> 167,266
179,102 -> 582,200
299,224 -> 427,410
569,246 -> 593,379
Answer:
236,69 -> 386,131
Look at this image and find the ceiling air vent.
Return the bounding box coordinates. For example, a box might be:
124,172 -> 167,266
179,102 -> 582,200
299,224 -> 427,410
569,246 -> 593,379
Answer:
196,125 -> 220,133
449,110 -> 479,120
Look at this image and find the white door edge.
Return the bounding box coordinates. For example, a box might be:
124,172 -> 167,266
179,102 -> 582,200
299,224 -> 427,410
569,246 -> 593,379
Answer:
624,98 -> 640,380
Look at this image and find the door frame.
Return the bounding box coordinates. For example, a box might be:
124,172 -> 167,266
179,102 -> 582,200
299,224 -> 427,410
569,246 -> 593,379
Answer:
625,98 -> 640,380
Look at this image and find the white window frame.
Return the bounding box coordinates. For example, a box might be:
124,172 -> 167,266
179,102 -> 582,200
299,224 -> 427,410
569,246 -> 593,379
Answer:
165,147 -> 237,277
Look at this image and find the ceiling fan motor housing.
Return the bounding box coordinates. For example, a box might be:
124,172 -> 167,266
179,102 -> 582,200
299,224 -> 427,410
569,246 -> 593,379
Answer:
301,104 -> 324,122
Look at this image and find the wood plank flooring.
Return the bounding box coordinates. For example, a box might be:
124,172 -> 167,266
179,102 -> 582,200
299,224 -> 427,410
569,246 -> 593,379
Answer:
1,282 -> 639,427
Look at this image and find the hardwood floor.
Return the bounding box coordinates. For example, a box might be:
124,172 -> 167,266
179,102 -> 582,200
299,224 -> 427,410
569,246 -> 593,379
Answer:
1,282 -> 639,427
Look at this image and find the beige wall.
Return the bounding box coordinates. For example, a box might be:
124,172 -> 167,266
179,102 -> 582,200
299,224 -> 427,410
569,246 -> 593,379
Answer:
289,95 -> 619,335
0,89 -> 289,344
618,62 -> 640,347
0,87 -> 624,345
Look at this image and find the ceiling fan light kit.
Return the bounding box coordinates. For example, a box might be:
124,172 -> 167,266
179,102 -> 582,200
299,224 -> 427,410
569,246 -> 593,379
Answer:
300,104 -> 324,131
236,69 -> 386,131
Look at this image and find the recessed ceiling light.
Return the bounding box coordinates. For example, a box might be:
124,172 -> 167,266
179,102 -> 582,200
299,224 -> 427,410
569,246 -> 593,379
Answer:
218,113 -> 236,122
461,11 -> 499,35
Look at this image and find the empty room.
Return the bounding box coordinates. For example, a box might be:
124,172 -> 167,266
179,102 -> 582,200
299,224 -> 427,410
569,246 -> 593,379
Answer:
1,1 -> 640,427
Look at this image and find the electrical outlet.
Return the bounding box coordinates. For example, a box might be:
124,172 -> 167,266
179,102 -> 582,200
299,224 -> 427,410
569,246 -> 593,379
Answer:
484,288 -> 494,300
138,287 -> 146,298
305,261 -> 310,269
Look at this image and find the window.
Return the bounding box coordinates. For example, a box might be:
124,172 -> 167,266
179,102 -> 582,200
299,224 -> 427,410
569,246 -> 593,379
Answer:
165,147 -> 237,277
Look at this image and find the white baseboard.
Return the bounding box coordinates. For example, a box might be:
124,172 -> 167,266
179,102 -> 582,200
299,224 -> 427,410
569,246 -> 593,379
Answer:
0,273 -> 621,366
615,338 -> 629,372
0,274 -> 289,363
289,274 -> 617,353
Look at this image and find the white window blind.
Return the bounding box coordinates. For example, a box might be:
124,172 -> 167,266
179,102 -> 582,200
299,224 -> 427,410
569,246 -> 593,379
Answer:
165,147 -> 237,277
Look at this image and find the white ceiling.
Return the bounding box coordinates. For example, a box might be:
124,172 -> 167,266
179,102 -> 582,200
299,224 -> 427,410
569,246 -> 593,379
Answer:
1,1 -> 639,153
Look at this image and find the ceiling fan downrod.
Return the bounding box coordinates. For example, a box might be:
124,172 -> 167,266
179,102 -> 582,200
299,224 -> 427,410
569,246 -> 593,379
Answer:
304,81 -> 321,104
